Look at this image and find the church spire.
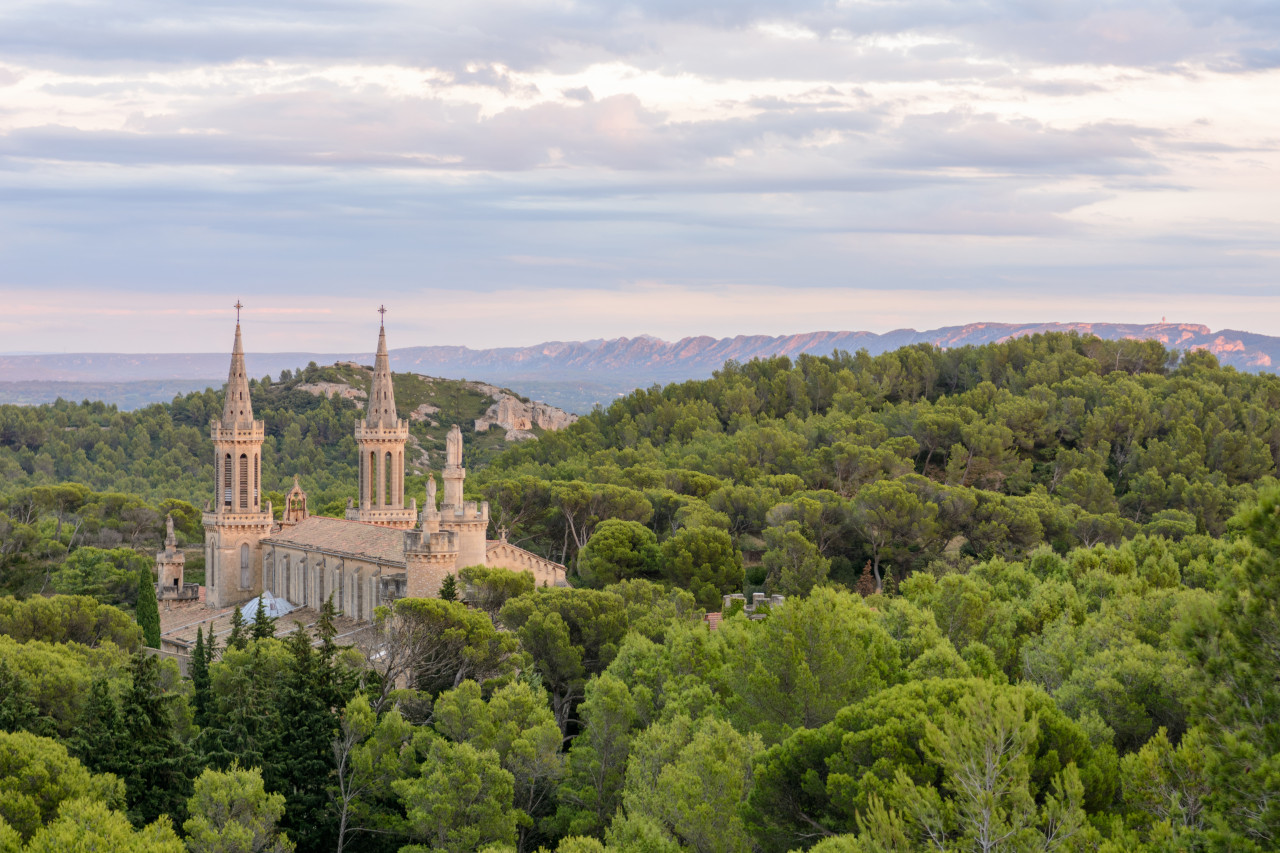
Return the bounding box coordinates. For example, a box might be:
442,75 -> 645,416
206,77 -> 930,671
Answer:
221,305 -> 254,428
365,307 -> 398,428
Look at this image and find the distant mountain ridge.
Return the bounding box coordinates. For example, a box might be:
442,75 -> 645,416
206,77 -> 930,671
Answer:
2,323 -> 1274,412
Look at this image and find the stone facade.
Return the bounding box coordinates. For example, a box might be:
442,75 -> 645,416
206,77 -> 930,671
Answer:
190,316 -> 567,621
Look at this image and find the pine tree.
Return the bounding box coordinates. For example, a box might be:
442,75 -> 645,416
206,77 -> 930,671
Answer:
137,568 -> 161,649
0,659 -> 54,736
227,606 -> 247,651
439,573 -> 458,601
251,596 -> 276,641
191,626 -> 211,728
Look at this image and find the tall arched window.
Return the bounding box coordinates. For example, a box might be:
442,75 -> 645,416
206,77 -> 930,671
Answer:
368,451 -> 377,505
223,454 -> 233,508
238,454 -> 249,509
254,454 -> 259,507
240,543 -> 250,588
384,451 -> 393,506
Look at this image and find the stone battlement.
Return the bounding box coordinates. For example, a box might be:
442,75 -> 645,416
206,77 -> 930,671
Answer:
404,528 -> 458,555
447,500 -> 490,521
211,421 -> 265,441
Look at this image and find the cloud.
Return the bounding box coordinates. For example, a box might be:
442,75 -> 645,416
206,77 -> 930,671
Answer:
0,0 -> 1277,355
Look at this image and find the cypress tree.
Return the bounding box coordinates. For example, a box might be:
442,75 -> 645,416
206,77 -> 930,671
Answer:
268,624 -> 339,851
71,677 -> 130,785
136,568 -> 161,649
439,573 -> 458,601
191,626 -> 211,728
251,596 -> 276,641
226,605 -> 247,651
121,652 -> 195,826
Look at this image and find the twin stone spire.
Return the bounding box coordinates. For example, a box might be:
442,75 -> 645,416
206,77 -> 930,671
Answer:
222,313 -> 399,434
216,306 -> 433,530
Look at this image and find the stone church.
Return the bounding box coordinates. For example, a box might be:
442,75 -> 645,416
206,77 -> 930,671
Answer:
178,315 -> 565,622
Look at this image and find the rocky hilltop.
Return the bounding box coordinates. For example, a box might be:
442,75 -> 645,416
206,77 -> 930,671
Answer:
1,322 -> 1275,412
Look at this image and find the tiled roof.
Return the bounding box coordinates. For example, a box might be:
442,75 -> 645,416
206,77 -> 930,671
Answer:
262,516 -> 406,565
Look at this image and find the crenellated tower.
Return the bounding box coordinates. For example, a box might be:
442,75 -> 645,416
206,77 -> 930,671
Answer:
346,310 -> 417,529
202,306 -> 274,608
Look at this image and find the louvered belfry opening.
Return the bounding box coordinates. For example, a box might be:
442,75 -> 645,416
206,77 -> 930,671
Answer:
239,453 -> 249,509
223,454 -> 232,508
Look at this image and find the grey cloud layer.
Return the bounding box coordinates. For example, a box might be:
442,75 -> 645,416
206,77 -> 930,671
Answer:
0,0 -> 1276,337
2,0 -> 1277,71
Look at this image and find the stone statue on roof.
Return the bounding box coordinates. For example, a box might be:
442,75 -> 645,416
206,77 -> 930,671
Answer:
446,424 -> 463,468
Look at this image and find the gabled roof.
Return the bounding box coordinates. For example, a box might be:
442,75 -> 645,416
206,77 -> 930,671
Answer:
262,516 -> 406,565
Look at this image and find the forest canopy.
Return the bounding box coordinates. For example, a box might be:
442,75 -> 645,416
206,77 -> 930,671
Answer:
2,332 -> 1280,852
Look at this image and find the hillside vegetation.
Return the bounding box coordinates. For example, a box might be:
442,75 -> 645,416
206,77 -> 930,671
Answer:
478,333 -> 1279,588
0,361 -> 542,515
2,332 -> 1280,851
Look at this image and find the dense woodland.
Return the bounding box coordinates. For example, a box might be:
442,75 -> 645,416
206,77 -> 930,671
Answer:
3,332 -> 1280,851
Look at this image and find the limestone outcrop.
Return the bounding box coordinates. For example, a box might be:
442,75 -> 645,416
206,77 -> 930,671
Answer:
475,393 -> 577,436
296,381 -> 367,401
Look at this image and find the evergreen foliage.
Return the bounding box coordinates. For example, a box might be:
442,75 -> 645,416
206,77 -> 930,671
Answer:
4,339 -> 1280,852
135,568 -> 160,649
226,607 -> 247,652
251,596 -> 276,641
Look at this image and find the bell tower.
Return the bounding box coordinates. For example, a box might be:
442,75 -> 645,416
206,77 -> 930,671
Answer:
346,308 -> 417,529
202,303 -> 274,607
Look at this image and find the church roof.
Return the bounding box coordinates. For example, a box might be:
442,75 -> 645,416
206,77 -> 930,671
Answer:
262,516 -> 405,565
239,590 -> 297,620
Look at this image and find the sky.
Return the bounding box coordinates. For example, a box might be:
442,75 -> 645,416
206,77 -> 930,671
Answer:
1,0 -> 1278,352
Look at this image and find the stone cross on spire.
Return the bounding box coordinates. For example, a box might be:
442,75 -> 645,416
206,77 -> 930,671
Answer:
221,307 -> 255,428
365,310 -> 399,428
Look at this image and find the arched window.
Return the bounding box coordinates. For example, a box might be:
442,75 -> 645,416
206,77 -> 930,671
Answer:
223,454 -> 233,508
368,451 -> 377,506
254,454 -> 259,507
240,543 -> 250,588
239,454 -> 249,509
384,451 -> 393,506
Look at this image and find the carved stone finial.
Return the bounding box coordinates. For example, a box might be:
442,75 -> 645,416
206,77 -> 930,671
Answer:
499,526 -> 509,542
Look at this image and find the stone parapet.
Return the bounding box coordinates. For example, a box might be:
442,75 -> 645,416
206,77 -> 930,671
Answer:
353,421 -> 409,441
210,421 -> 265,442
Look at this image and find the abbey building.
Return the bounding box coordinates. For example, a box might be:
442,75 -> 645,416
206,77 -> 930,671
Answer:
187,317 -> 565,622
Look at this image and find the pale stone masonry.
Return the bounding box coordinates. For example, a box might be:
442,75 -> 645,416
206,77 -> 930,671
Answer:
190,313 -> 566,621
